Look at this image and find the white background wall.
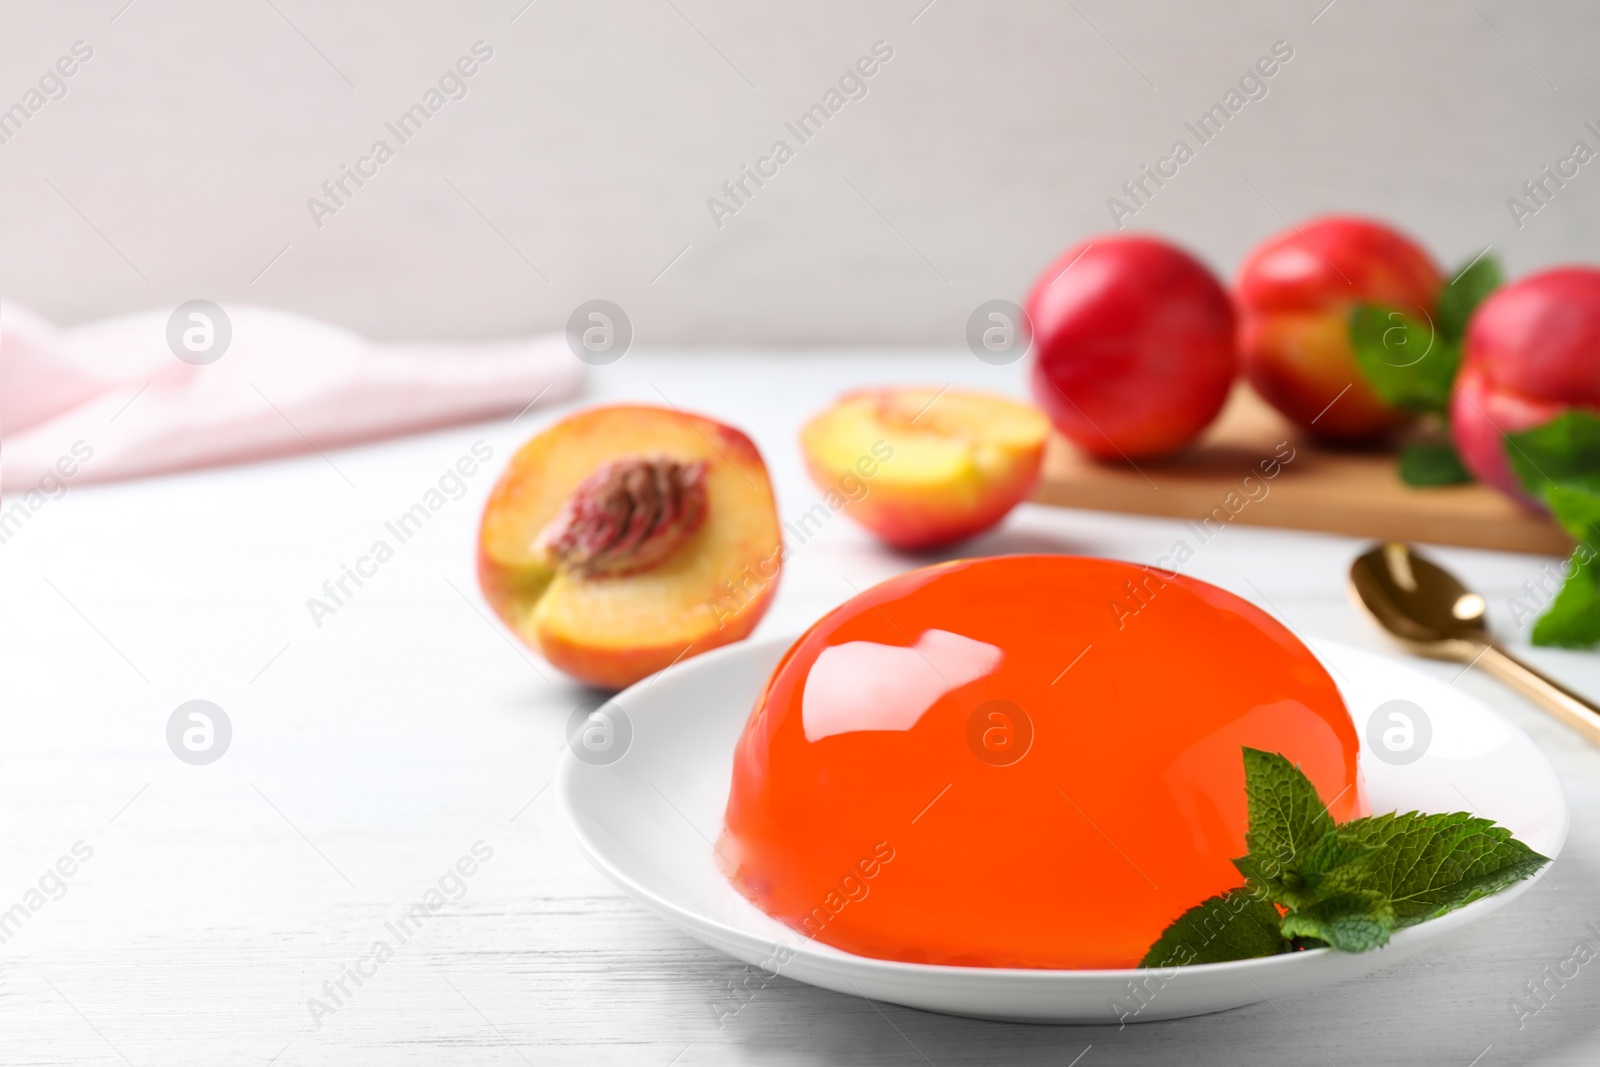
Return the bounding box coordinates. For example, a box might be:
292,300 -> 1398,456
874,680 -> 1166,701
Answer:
1,0 -> 1596,344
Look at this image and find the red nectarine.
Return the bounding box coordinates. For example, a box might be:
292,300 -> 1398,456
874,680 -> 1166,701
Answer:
1452,267 -> 1600,503
1027,236 -> 1237,461
1236,215 -> 1441,442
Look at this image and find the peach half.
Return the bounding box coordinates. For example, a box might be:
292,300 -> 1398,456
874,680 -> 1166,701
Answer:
800,387 -> 1050,550
478,405 -> 782,690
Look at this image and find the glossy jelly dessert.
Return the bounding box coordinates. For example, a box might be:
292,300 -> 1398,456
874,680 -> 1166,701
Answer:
719,555 -> 1365,969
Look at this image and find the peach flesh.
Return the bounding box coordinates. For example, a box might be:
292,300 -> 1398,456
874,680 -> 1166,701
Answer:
478,405 -> 781,689
800,388 -> 1050,550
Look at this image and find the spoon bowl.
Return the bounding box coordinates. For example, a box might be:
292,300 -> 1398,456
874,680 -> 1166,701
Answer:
1349,542 -> 1490,657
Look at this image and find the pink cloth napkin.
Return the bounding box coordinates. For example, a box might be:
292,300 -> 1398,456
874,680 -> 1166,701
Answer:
1,302 -> 583,491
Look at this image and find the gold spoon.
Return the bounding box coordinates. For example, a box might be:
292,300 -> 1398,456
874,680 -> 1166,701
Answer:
1349,541 -> 1600,746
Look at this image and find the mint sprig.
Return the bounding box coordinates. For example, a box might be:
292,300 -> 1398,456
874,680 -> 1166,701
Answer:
1140,747 -> 1548,967
1350,306 -> 1459,415
1349,254 -> 1501,418
1506,409 -> 1600,648
1348,254 -> 1501,488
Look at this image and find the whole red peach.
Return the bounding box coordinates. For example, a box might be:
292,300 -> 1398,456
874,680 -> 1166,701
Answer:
1027,236 -> 1237,460
1235,215 -> 1441,442
1452,267 -> 1600,504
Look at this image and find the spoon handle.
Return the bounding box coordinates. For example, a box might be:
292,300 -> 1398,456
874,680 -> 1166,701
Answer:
1477,644 -> 1600,747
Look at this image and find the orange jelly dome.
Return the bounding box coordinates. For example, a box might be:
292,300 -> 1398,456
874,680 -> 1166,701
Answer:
719,555 -> 1365,969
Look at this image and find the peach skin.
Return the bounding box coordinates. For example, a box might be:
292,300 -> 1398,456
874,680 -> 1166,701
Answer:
1236,215 -> 1442,442
1452,266 -> 1600,504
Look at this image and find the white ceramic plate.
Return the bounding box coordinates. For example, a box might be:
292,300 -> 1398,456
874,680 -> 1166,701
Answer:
558,635 -> 1567,1024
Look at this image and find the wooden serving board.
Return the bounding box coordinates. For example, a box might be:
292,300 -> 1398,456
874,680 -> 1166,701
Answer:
1031,385 -> 1575,556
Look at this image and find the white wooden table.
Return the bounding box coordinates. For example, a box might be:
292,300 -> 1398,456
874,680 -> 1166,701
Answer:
4,351 -> 1598,1066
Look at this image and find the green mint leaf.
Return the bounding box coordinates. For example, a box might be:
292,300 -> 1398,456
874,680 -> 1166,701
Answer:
1242,828 -> 1382,911
1139,887 -> 1288,968
1398,441 -> 1474,486
1299,830 -> 1384,894
1505,409 -> 1600,501
1504,411 -> 1600,647
1531,549 -> 1600,648
1437,254 -> 1502,342
1235,748 -> 1337,891
1279,890 -> 1396,953
1334,811 -> 1550,928
1350,305 -> 1460,414
1546,485 -> 1600,551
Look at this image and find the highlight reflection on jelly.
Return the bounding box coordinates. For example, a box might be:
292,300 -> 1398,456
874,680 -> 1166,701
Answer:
801,629 -> 1003,742
719,555 -> 1365,969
